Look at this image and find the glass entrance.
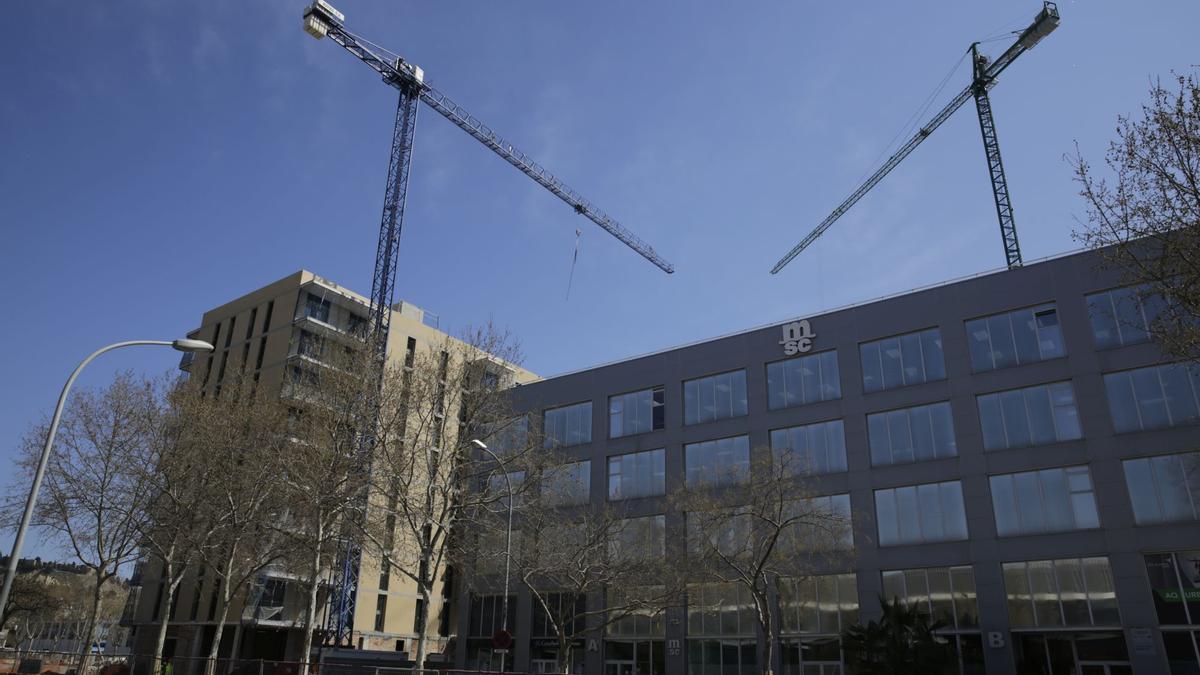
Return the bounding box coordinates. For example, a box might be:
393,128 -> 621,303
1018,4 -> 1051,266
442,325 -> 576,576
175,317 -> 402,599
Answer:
605,640 -> 664,675
1015,632 -> 1130,674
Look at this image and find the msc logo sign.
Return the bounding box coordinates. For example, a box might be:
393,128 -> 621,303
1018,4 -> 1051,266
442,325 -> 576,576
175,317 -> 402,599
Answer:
780,319 -> 816,356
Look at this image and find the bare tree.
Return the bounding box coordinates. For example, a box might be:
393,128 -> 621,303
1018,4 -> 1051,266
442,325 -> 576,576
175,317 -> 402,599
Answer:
353,324 -> 533,669
1,572 -> 60,647
672,448 -> 854,675
126,378 -> 231,675
172,378 -> 291,675
1072,71 -> 1200,360
13,372 -> 159,674
480,453 -> 683,675
275,342 -> 375,672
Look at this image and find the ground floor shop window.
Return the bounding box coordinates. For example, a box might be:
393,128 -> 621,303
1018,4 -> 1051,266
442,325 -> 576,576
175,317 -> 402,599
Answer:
465,639 -> 511,672
1013,632 -> 1130,675
529,638 -> 585,674
605,640 -> 665,675
687,638 -> 756,675
1163,630 -> 1200,674
781,635 -> 842,675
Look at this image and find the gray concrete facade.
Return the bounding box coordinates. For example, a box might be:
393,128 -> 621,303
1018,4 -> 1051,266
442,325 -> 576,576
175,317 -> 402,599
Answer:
455,248 -> 1200,675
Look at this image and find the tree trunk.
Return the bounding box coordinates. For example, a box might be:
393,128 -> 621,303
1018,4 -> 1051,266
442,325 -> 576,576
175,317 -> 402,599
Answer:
76,572 -> 103,675
300,534 -> 323,675
754,592 -> 774,675
204,597 -> 231,675
556,633 -> 571,675
204,558 -> 237,675
412,582 -> 430,671
153,546 -> 180,675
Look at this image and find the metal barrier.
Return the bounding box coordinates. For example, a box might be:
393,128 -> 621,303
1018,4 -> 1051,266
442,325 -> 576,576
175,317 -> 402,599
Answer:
0,652 -> 530,675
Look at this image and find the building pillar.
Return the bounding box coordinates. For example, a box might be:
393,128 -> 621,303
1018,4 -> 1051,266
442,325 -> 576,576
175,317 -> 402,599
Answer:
974,560 -> 1017,675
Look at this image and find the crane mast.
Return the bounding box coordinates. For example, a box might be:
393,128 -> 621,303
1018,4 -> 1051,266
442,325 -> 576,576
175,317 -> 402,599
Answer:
770,2 -> 1060,275
302,0 -> 673,647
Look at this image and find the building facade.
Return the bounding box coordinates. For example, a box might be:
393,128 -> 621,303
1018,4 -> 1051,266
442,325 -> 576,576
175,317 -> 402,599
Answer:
456,248 -> 1200,675
124,270 -> 537,668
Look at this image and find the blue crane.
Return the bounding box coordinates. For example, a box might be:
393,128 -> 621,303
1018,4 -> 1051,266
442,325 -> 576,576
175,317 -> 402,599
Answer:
301,0 -> 674,647
771,2 -> 1060,275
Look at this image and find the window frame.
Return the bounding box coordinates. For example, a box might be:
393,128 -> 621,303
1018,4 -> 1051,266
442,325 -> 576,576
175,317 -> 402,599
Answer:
765,348 -> 842,410
542,400 -> 594,448
976,380 -> 1083,451
684,435 -> 751,488
682,368 -> 749,427
608,385 -> 666,439
857,326 -> 947,394
988,465 -> 1101,537
964,302 -> 1067,373
769,418 -> 848,476
866,400 -> 958,467
1104,362 -> 1200,434
873,480 -> 969,547
607,448 -> 667,501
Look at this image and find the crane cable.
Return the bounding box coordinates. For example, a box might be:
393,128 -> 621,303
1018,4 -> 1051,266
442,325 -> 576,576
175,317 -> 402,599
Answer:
565,228 -> 581,300
852,48 -> 971,188
849,4 -> 1037,190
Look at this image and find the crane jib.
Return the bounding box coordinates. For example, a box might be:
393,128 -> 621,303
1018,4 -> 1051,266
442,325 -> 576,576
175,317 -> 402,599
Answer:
770,1 -> 1059,275
326,23 -> 674,274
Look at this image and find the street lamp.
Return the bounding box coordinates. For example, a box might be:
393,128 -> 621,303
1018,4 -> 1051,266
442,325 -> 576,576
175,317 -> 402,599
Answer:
0,338 -> 215,618
471,439 -> 514,671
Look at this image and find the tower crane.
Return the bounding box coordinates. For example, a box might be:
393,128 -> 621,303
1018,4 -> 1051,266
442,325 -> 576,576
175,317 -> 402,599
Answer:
770,2 -> 1060,275
301,0 -> 673,647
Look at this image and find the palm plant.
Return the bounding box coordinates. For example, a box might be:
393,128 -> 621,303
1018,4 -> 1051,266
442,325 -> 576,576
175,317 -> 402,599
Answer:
841,596 -> 956,675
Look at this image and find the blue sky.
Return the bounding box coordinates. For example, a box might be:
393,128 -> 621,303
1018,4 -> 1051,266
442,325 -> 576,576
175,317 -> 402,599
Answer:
2,0 -> 1197,559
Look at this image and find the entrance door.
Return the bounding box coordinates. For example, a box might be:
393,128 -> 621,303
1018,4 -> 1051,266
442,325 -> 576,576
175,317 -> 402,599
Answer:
605,659 -> 635,675
604,640 -> 664,675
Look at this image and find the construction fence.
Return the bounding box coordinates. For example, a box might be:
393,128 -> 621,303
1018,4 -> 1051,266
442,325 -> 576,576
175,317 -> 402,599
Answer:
0,652 -> 528,675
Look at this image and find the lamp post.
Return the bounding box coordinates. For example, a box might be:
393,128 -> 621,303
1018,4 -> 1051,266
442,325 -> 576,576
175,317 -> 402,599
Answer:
471,439 -> 513,671
0,338 -> 215,618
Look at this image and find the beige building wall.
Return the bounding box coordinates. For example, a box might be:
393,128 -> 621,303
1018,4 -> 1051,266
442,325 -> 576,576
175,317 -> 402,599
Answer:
127,270 -> 536,665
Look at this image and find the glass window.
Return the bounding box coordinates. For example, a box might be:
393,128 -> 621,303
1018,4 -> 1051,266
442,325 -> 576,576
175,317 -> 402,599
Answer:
867,402 -> 957,466
609,386 -> 665,438
778,573 -> 859,634
859,328 -> 946,393
784,494 -> 854,550
1087,286 -> 1165,349
874,481 -> 968,546
608,449 -> 666,501
770,419 -> 847,475
684,370 -> 748,425
1143,551 -> 1200,626
966,304 -> 1065,372
767,350 -> 841,410
478,417 -> 529,458
304,292 -> 331,322
1123,451 -> 1200,525
880,566 -> 978,630
687,583 -> 756,637
610,515 -> 666,561
543,401 -> 593,447
977,381 -> 1081,450
989,466 -> 1100,536
1002,557 -> 1120,627
606,587 -> 666,637
1105,363 -> 1200,433
685,436 -> 751,487
1162,631 -> 1200,673
542,460 -> 590,506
